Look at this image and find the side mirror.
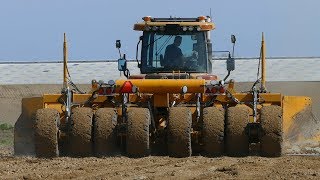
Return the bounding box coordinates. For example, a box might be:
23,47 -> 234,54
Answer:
231,35 -> 236,44
116,40 -> 121,49
226,54 -> 235,71
118,58 -> 127,71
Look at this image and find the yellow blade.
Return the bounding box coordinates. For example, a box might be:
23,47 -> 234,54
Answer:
14,97 -> 43,156
283,96 -> 320,154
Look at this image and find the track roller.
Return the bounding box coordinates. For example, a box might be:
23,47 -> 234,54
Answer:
226,105 -> 249,156
68,107 -> 93,157
34,108 -> 60,158
202,107 -> 225,157
167,107 -> 192,157
260,105 -> 283,157
126,108 -> 150,157
93,108 -> 119,157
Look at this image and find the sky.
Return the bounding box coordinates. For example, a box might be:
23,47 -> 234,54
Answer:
0,0 -> 320,61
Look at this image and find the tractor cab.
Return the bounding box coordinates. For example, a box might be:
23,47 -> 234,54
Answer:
133,16 -> 215,74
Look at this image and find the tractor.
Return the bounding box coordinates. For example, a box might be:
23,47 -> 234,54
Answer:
14,16 -> 316,158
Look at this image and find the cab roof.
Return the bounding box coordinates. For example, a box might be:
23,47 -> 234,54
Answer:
133,16 -> 215,32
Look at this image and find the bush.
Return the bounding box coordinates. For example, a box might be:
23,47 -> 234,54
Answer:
0,123 -> 13,130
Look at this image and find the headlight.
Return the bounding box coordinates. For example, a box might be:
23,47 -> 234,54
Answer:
182,26 -> 188,31
181,86 -> 188,94
108,80 -> 115,86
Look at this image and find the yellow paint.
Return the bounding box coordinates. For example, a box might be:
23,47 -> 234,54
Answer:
227,80 -> 235,93
133,21 -> 215,31
282,96 -> 312,133
63,33 -> 68,88
213,93 -> 282,104
21,97 -> 43,118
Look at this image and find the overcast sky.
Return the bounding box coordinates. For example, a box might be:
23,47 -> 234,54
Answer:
0,0 -> 319,61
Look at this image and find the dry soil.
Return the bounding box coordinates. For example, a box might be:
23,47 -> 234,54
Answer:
0,83 -> 320,179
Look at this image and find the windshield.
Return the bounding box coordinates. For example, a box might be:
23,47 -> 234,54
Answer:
140,31 -> 208,73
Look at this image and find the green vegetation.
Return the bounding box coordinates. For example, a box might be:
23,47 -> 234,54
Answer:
0,123 -> 13,147
0,139 -> 12,146
0,123 -> 13,130
0,123 -> 14,147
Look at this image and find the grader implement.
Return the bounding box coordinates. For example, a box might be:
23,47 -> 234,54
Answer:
14,16 -> 319,158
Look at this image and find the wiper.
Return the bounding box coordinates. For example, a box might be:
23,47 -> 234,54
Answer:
145,34 -> 165,48
155,35 -> 173,56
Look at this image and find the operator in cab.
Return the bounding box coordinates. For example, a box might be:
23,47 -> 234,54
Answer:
163,36 -> 197,69
163,36 -> 183,67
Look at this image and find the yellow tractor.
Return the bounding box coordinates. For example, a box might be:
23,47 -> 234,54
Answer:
14,16 -> 319,158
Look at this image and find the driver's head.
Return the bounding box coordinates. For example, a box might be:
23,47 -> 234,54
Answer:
173,36 -> 182,46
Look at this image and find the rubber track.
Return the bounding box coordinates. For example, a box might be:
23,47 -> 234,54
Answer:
93,108 -> 118,156
167,107 -> 192,157
34,108 -> 60,158
260,105 -> 283,157
69,107 -> 93,157
126,108 -> 150,157
226,105 -> 249,156
202,107 -> 225,157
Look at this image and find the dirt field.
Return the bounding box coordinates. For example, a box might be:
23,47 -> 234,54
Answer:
0,154 -> 319,179
0,83 -> 320,179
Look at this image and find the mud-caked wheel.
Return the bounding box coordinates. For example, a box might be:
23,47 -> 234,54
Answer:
34,108 -> 60,158
260,105 -> 283,157
202,107 -> 225,157
69,107 -> 93,157
93,108 -> 119,157
226,105 -> 249,156
126,108 -> 150,157
167,107 -> 192,157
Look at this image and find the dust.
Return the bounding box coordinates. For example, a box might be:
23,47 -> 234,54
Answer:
284,107 -> 320,154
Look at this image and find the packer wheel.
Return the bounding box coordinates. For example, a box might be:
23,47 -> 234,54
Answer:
260,105 -> 283,157
126,108 -> 150,157
69,107 -> 93,157
226,105 -> 249,156
34,108 -> 60,158
93,108 -> 118,157
202,107 -> 225,156
167,107 -> 192,157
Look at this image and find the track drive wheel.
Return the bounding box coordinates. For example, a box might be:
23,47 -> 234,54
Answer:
126,108 -> 150,157
167,107 -> 192,157
202,107 -> 225,157
260,105 -> 283,157
94,108 -> 119,157
226,105 -> 249,156
34,108 -> 60,158
69,107 -> 93,157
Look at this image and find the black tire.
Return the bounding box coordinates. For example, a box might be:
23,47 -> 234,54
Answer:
202,107 -> 225,157
126,108 -> 150,157
34,108 -> 60,158
226,105 -> 249,157
167,107 -> 192,157
260,105 -> 283,157
69,107 -> 93,157
93,108 -> 119,157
